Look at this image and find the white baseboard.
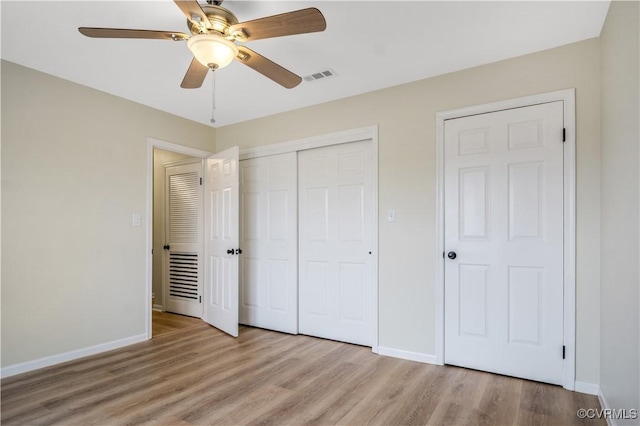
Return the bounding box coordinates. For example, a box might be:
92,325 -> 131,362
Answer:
598,390 -> 611,426
1,333 -> 147,379
598,387 -> 615,426
152,304 -> 164,312
377,346 -> 440,365
575,381 -> 600,396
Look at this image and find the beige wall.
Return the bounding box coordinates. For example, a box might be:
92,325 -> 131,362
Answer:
599,0 -> 639,417
152,149 -> 197,310
1,61 -> 215,367
217,38 -> 602,383
1,33 -> 615,389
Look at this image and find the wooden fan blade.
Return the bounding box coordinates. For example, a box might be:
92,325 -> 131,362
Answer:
174,0 -> 211,28
78,27 -> 189,41
229,8 -> 326,42
236,46 -> 301,89
181,58 -> 209,89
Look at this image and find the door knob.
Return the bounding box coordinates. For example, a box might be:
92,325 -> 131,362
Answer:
226,249 -> 234,255
447,251 -> 457,260
163,245 -> 170,250
235,249 -> 243,255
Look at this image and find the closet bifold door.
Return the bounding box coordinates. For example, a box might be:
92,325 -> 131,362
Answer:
239,152 -> 298,334
298,140 -> 375,346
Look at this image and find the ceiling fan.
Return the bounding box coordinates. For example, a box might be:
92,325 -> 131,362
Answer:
78,0 -> 326,89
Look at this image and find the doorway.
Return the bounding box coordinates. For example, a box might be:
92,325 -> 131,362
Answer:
151,148 -> 200,313
146,139 -> 212,339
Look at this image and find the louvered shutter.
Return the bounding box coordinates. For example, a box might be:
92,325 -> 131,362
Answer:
164,162 -> 203,317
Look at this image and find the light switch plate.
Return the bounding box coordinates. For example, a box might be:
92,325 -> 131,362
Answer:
132,213 -> 141,227
387,208 -> 396,222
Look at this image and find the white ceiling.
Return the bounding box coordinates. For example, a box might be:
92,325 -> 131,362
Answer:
1,1 -> 610,127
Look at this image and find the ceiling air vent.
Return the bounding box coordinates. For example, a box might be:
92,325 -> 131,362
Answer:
303,69 -> 337,83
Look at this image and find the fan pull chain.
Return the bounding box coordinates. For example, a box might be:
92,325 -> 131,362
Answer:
210,70 -> 216,124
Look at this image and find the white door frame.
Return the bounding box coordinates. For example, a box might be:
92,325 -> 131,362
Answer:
240,125 -> 380,353
145,138 -> 213,340
435,89 -> 576,390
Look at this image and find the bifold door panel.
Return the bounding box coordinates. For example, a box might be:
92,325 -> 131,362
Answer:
239,153 -> 298,334
298,141 -> 375,346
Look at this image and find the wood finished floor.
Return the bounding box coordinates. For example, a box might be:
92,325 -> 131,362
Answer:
152,310 -> 203,337
2,315 -> 604,425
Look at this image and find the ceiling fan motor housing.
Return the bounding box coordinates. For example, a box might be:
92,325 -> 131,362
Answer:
188,5 -> 238,37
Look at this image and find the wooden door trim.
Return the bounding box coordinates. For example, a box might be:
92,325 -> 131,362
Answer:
435,89 -> 576,391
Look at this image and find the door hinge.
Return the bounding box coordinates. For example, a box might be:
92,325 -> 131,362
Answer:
442,251 -> 445,259
199,296 -> 202,303
562,128 -> 566,142
200,177 -> 203,185
562,345 -> 566,359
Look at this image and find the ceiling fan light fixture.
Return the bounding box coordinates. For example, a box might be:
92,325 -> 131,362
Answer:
187,33 -> 238,69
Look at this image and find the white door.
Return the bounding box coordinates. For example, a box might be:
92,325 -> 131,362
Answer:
203,146 -> 240,337
298,141 -> 375,346
239,153 -> 298,334
444,101 -> 564,385
164,161 -> 203,318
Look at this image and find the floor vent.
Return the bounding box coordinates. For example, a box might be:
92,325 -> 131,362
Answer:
303,69 -> 337,82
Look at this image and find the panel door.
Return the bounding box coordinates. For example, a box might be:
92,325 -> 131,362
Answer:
239,153 -> 298,334
203,146 -> 240,337
298,141 -> 375,346
164,161 -> 203,318
444,101 -> 564,384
